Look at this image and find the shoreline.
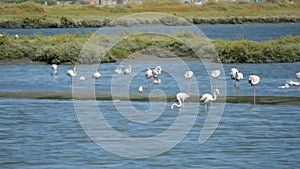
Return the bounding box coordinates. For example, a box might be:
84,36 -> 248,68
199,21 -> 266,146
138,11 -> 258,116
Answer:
0,92 -> 299,105
1,16 -> 300,29
1,57 -> 300,65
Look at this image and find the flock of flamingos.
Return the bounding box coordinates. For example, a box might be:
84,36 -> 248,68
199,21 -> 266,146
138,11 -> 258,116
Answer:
51,63 -> 300,112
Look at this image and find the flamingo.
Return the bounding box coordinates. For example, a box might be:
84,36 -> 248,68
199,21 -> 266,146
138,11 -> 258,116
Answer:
114,65 -> 123,74
152,66 -> 162,78
248,75 -> 260,106
145,68 -> 153,88
288,80 -> 300,91
138,86 -> 143,93
184,70 -> 194,90
123,65 -> 132,79
153,78 -> 161,85
211,69 -> 221,78
292,72 -> 300,90
288,72 -> 300,89
296,72 -> 300,80
278,83 -> 290,89
79,76 -> 86,81
200,89 -> 220,112
288,81 -> 300,86
67,66 -> 77,87
230,68 -> 243,89
171,92 -> 190,109
51,64 -> 58,77
92,71 -> 101,79
211,69 -> 221,88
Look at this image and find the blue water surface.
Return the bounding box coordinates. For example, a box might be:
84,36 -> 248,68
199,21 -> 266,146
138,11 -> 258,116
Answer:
1,23 -> 299,41
0,98 -> 299,168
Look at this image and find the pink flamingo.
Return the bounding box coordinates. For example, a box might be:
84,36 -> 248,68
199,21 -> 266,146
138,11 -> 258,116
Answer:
248,75 -> 260,106
145,68 -> 153,89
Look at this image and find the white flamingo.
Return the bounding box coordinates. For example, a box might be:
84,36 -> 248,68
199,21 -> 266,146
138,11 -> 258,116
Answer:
230,68 -> 243,89
152,66 -> 162,78
248,75 -> 260,106
184,70 -> 194,90
288,72 -> 300,91
278,83 -> 290,89
79,76 -> 86,81
153,78 -> 161,85
114,65 -> 123,74
123,65 -> 132,79
288,81 -> 300,86
211,69 -> 221,78
92,71 -> 101,79
67,66 -> 77,87
200,89 -> 220,112
138,86 -> 143,93
171,92 -> 190,109
211,69 -> 221,88
51,64 -> 58,77
296,72 -> 300,81
288,72 -> 300,90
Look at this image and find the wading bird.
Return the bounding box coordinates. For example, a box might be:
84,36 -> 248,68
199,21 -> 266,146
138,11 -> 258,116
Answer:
145,68 -> 153,88
114,65 -> 123,74
200,89 -> 220,112
278,83 -> 290,89
92,71 -> 101,79
184,70 -> 194,90
51,64 -> 58,77
248,75 -> 260,106
289,72 -> 300,90
211,69 -> 221,88
79,76 -> 86,81
123,65 -> 132,79
138,86 -> 143,93
153,78 -> 161,85
67,66 -> 77,87
230,68 -> 243,89
211,69 -> 221,78
296,72 -> 300,80
171,92 -> 190,109
152,66 -> 162,78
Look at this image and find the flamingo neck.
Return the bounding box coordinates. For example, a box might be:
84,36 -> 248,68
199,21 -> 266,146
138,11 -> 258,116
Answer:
212,91 -> 218,101
171,99 -> 182,109
73,66 -> 77,76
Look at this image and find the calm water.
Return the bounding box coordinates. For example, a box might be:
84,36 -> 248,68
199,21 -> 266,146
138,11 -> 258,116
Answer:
0,62 -> 299,168
1,23 -> 300,41
0,98 -> 299,168
0,62 -> 299,96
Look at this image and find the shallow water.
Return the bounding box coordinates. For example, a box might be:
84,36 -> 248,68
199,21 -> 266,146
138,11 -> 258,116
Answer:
0,98 -> 299,168
0,62 -> 299,96
1,23 -> 300,41
0,61 -> 299,168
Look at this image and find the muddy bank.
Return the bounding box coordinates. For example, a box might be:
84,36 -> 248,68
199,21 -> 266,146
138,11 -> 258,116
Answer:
0,92 -> 299,105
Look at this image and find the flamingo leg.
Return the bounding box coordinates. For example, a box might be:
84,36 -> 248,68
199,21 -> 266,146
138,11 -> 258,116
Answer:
69,77 -> 73,92
234,80 -> 239,89
253,85 -> 256,106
